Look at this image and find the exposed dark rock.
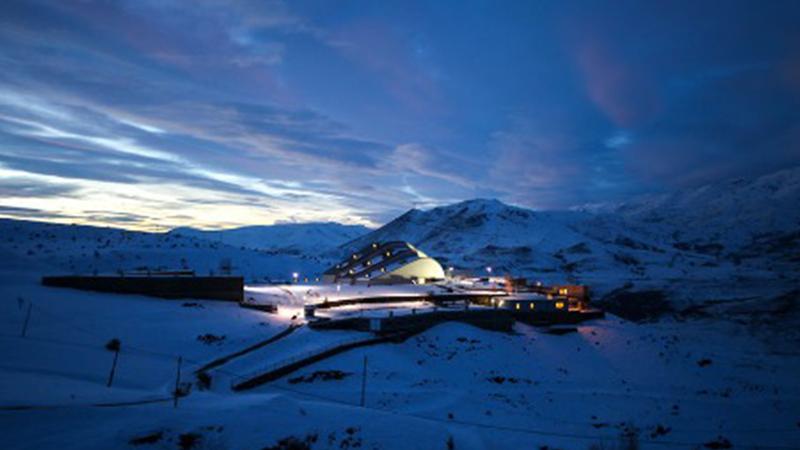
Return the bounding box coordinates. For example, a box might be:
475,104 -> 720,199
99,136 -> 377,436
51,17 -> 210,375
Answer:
601,289 -> 674,322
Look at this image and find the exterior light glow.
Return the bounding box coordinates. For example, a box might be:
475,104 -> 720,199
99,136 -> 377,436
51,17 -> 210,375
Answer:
486,266 -> 492,274
555,301 -> 565,309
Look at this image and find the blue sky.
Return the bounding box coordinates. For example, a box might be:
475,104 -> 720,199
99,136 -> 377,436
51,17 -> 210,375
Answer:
1,0 -> 799,229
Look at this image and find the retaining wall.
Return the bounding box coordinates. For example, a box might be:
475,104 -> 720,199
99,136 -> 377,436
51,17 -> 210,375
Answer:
41,275 -> 244,302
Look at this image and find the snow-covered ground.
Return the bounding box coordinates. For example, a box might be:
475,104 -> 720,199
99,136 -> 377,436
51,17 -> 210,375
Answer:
1,167 -> 799,449
0,278 -> 800,449
0,260 -> 296,407
1,246 -> 799,449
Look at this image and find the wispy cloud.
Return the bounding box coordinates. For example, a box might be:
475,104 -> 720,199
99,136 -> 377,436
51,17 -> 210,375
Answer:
1,0 -> 798,228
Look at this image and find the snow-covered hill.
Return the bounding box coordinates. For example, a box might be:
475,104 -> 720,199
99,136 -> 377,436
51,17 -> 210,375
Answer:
339,168 -> 800,319
170,222 -> 369,255
0,219 -> 328,283
337,198 -> 593,273
1,167 -> 798,319
1,170 -> 799,450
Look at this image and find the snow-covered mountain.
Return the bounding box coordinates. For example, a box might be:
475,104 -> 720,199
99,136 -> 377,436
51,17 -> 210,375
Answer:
170,222 -> 370,254
338,198 -> 592,273
339,168 -> 800,319
1,170 -> 799,450
2,167 -> 798,320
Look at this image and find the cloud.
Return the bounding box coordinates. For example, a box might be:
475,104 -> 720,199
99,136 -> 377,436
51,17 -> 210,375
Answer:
0,178 -> 78,198
389,143 -> 476,189
485,114 -> 640,208
621,65 -> 800,187
1,0 -> 799,229
329,20 -> 444,112
571,38 -> 662,128
0,205 -> 75,220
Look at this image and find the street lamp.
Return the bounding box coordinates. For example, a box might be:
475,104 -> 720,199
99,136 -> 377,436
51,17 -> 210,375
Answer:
292,272 -> 299,283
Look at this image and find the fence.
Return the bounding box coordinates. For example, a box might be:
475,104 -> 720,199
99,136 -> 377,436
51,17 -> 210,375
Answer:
230,333 -> 400,391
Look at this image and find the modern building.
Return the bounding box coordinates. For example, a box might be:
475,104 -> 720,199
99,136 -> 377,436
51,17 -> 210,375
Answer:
323,241 -> 445,285
498,293 -> 567,312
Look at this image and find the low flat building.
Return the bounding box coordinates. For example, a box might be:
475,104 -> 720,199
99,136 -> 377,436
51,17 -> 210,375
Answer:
498,293 -> 568,312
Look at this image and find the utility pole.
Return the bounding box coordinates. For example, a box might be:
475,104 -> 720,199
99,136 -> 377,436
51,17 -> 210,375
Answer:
173,356 -> 183,408
105,338 -> 121,387
359,355 -> 368,407
20,303 -> 32,338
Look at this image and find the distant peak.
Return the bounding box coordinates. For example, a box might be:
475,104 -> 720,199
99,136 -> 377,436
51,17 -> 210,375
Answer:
450,198 -> 508,210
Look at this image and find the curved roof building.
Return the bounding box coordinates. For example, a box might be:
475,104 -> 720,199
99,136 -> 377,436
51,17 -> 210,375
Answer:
323,241 -> 445,285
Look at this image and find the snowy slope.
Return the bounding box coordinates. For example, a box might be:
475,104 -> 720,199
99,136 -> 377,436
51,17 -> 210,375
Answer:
337,199 -> 593,274
1,170 -> 799,449
1,244 -> 799,449
338,169 -> 800,317
2,272 -> 799,450
170,222 -> 369,255
0,219 -> 327,283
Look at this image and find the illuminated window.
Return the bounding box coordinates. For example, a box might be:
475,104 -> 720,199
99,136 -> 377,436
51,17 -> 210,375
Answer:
555,301 -> 565,309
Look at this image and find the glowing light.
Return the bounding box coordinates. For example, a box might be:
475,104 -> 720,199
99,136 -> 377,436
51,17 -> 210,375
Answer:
486,266 -> 492,274
555,301 -> 565,309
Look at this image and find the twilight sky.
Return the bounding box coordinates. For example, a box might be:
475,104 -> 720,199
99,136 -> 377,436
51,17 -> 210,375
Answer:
1,0 -> 799,229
